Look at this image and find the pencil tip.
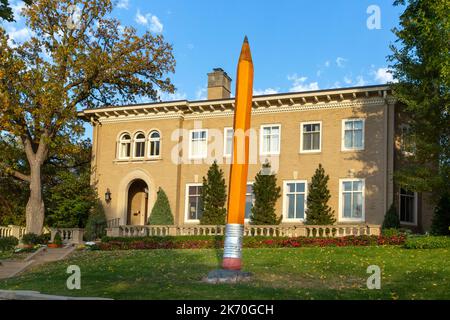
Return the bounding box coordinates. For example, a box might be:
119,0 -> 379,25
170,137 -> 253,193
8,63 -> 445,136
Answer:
244,35 -> 248,43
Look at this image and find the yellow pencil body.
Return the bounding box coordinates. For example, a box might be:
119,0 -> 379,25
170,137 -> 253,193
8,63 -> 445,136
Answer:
222,37 -> 254,270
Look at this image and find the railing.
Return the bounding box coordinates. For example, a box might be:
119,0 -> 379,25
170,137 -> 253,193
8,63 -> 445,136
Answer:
107,218 -> 121,228
106,224 -> 381,238
50,228 -> 84,244
0,225 -> 27,239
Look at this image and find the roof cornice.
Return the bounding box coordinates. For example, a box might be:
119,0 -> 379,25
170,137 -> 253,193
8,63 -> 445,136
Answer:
78,85 -> 393,122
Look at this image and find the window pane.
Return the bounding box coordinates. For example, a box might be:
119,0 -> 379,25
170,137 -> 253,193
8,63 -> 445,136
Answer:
288,183 -> 295,193
296,183 -> 305,193
287,194 -> 295,219
271,134 -> 279,152
354,129 -> 363,148
263,135 -> 270,153
313,123 -> 320,131
343,182 -> 352,191
343,193 -> 352,217
353,193 -> 363,218
353,181 -> 363,191
272,126 -> 280,135
304,124 -> 311,132
344,130 -> 353,148
303,133 -> 311,150
296,194 -> 305,219
312,132 -> 320,149
354,120 -> 363,130
345,121 -> 353,130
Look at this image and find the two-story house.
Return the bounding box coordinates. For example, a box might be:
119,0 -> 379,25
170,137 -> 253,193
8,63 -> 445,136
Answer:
78,68 -> 434,232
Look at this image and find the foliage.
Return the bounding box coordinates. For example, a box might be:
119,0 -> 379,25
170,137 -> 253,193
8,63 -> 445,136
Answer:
148,187 -> 174,225
382,228 -> 410,237
250,162 -> 282,225
0,0 -> 32,22
404,235 -> 450,249
389,0 -> 450,198
84,201 -> 107,241
0,236 -> 18,251
200,161 -> 227,225
21,233 -> 41,245
53,232 -> 62,246
430,192 -> 450,235
305,164 -> 335,225
382,203 -> 401,230
0,0 -> 176,234
98,234 -> 406,250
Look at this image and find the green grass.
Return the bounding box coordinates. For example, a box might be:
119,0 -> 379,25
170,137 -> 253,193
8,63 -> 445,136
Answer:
0,246 -> 449,300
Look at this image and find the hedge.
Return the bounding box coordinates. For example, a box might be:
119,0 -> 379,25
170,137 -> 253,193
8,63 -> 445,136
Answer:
98,235 -> 406,251
0,236 -> 19,251
404,236 -> 450,249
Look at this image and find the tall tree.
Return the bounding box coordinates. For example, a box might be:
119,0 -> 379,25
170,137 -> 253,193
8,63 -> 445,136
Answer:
388,0 -> 450,198
0,0 -> 175,234
305,164 -> 335,225
200,161 -> 227,225
0,0 -> 32,21
250,162 -> 282,225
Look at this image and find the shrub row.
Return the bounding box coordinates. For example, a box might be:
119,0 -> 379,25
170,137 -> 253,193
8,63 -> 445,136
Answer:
404,236 -> 450,249
21,233 -> 50,245
0,236 -> 19,251
98,235 -> 406,251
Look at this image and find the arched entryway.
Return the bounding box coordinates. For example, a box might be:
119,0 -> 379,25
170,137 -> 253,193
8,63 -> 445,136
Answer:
127,179 -> 149,225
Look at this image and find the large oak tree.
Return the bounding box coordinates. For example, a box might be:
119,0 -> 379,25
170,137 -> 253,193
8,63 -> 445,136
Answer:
0,0 -> 175,234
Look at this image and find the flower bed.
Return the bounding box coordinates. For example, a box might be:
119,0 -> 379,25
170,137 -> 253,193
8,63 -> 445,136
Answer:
98,234 -> 406,251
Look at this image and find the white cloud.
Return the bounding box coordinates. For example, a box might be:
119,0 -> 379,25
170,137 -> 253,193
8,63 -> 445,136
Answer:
195,87 -> 207,100
11,1 -> 26,21
344,76 -> 352,84
336,57 -> 348,68
288,74 -> 319,92
135,10 -> 164,33
158,90 -> 187,101
117,0 -> 129,9
324,60 -> 330,67
373,67 -> 395,83
254,88 -> 279,96
7,26 -> 33,44
355,76 -> 367,86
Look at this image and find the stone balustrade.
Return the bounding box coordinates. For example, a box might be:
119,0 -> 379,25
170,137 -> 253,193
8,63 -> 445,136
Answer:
50,228 -> 84,244
0,225 -> 27,239
106,224 -> 381,238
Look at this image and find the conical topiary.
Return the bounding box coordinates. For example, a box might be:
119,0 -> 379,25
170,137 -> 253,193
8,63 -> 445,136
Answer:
148,187 -> 174,225
200,161 -> 227,225
382,203 -> 400,230
305,164 -> 335,225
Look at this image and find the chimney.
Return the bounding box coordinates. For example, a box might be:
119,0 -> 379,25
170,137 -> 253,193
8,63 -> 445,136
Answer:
207,68 -> 232,100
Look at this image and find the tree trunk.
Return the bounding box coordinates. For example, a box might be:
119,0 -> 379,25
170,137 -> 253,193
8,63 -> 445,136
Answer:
25,162 -> 45,235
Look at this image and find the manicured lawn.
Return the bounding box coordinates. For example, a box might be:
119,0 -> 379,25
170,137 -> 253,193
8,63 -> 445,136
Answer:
0,246 -> 449,300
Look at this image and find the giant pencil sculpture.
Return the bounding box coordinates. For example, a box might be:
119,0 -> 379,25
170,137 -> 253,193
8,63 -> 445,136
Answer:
222,37 -> 254,271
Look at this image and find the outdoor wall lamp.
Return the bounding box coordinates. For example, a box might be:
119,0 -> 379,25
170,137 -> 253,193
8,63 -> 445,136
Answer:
105,188 -> 112,203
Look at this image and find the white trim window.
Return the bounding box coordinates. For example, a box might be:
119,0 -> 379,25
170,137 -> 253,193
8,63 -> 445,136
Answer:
342,119 -> 364,151
340,179 -> 365,221
133,132 -> 146,158
189,129 -> 208,159
185,184 -> 203,222
223,127 -> 233,158
260,124 -> 281,155
400,125 -> 416,156
118,133 -> 131,159
300,122 -> 322,153
245,182 -> 255,221
399,188 -> 417,225
283,180 -> 307,221
148,130 -> 161,158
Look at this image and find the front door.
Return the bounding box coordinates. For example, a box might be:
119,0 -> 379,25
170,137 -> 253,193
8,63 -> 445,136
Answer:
127,180 -> 148,225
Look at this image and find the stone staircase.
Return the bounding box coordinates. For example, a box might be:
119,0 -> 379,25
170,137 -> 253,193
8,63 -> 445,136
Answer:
0,246 -> 76,280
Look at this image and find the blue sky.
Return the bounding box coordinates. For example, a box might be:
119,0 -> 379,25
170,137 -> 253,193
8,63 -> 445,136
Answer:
2,0 -> 404,138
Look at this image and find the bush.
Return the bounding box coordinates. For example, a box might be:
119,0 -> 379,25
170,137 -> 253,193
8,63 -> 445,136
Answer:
98,234 -> 406,251
430,192 -> 450,235
404,236 -> 450,249
148,187 -> 174,225
84,200 -> 107,241
53,232 -> 63,246
250,162 -> 282,225
382,203 -> 400,230
0,236 -> 19,251
21,233 -> 41,245
200,161 -> 227,225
